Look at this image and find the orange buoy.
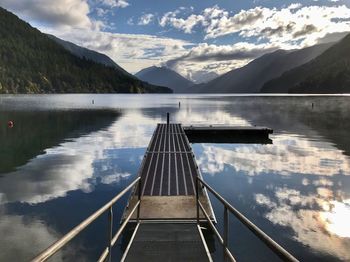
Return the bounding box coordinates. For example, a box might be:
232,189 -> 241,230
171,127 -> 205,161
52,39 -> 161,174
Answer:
8,121 -> 14,128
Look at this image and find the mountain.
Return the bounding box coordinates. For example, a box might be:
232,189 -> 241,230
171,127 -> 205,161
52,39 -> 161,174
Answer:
47,34 -> 129,75
261,33 -> 350,93
0,7 -> 171,94
189,43 -> 334,93
135,66 -> 194,93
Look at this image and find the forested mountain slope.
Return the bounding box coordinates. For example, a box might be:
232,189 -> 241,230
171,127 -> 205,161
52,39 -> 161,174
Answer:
0,7 -> 171,94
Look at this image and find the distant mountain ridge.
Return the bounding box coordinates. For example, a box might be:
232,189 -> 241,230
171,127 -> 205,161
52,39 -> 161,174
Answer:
135,66 -> 194,93
261,33 -> 350,93
0,7 -> 171,94
188,43 -> 334,93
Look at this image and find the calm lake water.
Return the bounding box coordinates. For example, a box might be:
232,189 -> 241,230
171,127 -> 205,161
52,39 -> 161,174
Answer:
0,94 -> 349,261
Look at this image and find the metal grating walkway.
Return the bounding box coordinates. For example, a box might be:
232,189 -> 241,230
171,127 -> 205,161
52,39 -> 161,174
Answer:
140,124 -> 197,196
124,223 -> 210,262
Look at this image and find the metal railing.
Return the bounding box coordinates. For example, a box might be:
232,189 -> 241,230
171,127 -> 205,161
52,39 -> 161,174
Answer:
31,177 -> 142,262
196,176 -> 298,262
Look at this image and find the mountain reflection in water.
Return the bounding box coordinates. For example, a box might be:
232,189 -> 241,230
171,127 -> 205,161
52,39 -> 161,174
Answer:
0,94 -> 349,261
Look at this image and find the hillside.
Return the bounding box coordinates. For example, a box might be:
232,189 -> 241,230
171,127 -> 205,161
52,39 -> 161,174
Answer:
189,43 -> 333,93
47,34 -> 130,75
0,7 -> 171,94
261,33 -> 350,93
135,66 -> 193,93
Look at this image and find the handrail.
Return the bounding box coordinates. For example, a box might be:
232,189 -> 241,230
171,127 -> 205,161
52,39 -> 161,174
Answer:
196,176 -> 298,262
32,177 -> 141,262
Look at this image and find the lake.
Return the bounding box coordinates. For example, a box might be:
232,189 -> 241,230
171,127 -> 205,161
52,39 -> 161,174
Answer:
0,94 -> 349,261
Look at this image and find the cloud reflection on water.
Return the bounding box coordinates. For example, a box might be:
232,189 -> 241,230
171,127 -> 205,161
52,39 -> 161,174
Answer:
0,111 -> 157,204
255,188 -> 350,260
0,214 -> 64,261
197,134 -> 350,176
1,95 -> 350,261
195,130 -> 350,260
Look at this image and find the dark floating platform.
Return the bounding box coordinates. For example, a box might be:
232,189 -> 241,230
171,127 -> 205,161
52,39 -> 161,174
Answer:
183,125 -> 273,144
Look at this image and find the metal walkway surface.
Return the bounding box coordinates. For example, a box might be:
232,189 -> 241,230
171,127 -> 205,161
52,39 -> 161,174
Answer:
122,123 -> 215,222
123,222 -> 211,262
141,123 -> 197,196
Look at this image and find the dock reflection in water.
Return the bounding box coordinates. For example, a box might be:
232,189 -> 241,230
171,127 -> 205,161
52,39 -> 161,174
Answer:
0,94 -> 349,261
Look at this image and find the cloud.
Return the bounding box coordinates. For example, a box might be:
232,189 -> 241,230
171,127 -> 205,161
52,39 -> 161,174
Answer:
138,13 -> 154,25
159,5 -> 227,34
95,7 -> 108,17
98,0 -> 129,8
292,24 -> 318,38
0,0 -> 93,29
167,42 -> 278,66
159,5 -> 269,37
206,4 -> 350,46
160,13 -> 204,34
159,4 -> 350,46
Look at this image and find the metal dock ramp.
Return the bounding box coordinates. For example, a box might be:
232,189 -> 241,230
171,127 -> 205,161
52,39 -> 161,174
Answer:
32,122 -> 298,262
122,123 -> 215,222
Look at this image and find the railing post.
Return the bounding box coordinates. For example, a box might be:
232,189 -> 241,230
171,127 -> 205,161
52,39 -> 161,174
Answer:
223,206 -> 228,261
196,176 -> 199,224
108,206 -> 113,262
137,178 -> 142,223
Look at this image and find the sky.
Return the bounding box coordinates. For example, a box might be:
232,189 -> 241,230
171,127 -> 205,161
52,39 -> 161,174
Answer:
0,0 -> 350,83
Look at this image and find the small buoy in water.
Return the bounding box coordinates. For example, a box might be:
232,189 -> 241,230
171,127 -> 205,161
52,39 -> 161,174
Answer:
312,102 -> 314,109
8,121 -> 14,128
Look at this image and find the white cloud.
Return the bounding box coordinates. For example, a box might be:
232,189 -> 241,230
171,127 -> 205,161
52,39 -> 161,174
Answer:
98,0 -> 129,8
138,13 -> 154,25
159,4 -> 350,47
287,3 -> 303,10
238,5 -> 350,46
160,13 -> 204,34
159,5 -> 226,34
96,7 -> 108,17
0,0 -> 93,29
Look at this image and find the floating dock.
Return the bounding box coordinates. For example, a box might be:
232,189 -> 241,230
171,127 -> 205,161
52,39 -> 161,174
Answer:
184,125 -> 273,144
